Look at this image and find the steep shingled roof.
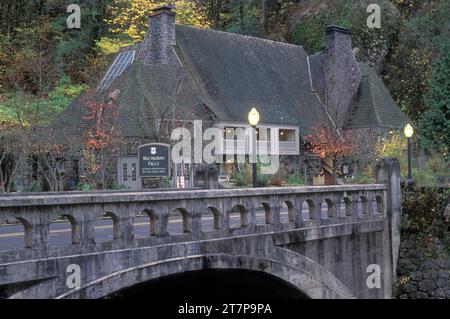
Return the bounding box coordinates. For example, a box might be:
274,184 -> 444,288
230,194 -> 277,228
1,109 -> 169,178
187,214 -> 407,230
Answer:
52,25 -> 328,138
52,25 -> 408,140
343,64 -> 410,129
307,52 -> 327,92
174,25 -> 326,132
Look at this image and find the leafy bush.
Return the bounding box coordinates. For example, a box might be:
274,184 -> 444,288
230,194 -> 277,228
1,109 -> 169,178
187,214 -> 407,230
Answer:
232,166 -> 251,187
376,135 -> 444,186
159,177 -> 172,189
109,183 -> 128,190
286,172 -> 305,186
412,168 -> 438,187
376,133 -> 408,178
402,185 -> 450,236
257,174 -> 269,187
231,164 -> 269,187
76,183 -> 95,191
400,214 -> 413,232
419,37 -> 450,158
24,181 -> 42,193
291,14 -> 327,53
345,169 -> 375,184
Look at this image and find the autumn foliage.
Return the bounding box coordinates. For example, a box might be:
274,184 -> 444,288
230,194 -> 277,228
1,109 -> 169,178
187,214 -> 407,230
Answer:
81,91 -> 124,189
304,125 -> 355,159
82,92 -> 120,151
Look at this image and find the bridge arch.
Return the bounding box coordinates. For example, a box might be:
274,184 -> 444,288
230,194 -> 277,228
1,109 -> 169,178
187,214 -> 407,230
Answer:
228,204 -> 248,229
0,217 -> 31,249
322,198 -> 335,219
55,246 -> 355,300
341,197 -> 352,217
205,206 -> 222,231
359,196 -> 369,216
303,199 -> 316,220
94,212 -> 121,241
282,200 -> 295,223
49,214 -> 79,245
375,195 -> 384,215
260,202 -> 272,224
169,208 -> 191,234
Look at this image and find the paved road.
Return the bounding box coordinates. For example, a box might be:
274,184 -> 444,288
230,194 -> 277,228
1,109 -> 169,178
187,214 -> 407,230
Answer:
0,206 -> 336,251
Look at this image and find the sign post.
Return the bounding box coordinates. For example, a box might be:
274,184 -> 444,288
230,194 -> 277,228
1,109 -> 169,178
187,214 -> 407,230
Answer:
138,143 -> 171,178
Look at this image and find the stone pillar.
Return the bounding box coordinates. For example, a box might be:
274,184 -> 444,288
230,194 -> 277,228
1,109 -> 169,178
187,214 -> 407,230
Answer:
190,213 -> 202,240
205,164 -> 219,190
119,215 -> 135,246
72,206 -> 96,251
376,157 -> 402,298
247,200 -> 258,228
30,220 -> 49,250
271,200 -> 281,225
293,196 -> 304,228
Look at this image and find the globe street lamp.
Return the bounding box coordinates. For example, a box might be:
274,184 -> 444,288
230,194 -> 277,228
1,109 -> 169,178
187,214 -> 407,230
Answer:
404,124 -> 414,181
248,108 -> 260,188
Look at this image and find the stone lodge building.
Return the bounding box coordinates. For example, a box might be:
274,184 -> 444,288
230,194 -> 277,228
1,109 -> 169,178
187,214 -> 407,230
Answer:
47,5 -> 409,190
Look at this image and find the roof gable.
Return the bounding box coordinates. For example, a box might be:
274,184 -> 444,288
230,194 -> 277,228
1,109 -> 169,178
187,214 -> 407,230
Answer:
344,64 -> 411,129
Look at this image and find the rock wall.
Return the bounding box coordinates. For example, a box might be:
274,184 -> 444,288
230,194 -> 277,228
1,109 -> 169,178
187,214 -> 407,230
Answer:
397,236 -> 450,299
397,215 -> 450,299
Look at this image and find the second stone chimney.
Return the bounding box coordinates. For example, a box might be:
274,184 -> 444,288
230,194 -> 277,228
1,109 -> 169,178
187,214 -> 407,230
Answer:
324,25 -> 362,126
139,5 -> 177,65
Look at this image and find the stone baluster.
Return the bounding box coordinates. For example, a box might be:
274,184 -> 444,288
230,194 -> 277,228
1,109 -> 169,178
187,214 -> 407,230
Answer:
28,209 -> 49,250
271,197 -> 281,225
74,206 -> 95,250
293,195 -> 304,228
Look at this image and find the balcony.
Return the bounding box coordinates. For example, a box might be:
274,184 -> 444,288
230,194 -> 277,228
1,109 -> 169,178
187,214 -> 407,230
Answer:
222,140 -> 299,156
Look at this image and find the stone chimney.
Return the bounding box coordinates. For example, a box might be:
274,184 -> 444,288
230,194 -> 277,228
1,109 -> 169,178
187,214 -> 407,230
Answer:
138,5 -> 177,65
324,25 -> 362,127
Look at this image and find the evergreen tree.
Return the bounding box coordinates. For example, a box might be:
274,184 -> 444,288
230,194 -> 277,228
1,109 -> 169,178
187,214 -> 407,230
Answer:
419,37 -> 450,160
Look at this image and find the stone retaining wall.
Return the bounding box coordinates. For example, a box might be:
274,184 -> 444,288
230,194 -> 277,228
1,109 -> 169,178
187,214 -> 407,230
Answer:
397,201 -> 450,299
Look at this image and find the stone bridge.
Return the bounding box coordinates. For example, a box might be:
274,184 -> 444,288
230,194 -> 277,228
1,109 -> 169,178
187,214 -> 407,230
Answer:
0,159 -> 401,299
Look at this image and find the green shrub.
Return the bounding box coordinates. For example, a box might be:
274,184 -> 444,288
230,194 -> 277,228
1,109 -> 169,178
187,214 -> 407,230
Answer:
76,183 -> 95,191
291,14 -> 327,53
376,133 -> 408,178
412,168 -> 438,187
346,172 -> 375,185
159,177 -> 172,189
109,183 -> 128,190
400,214 -> 413,232
257,174 -> 269,187
24,181 -> 42,192
402,185 -> 450,236
286,172 -> 305,186
232,166 -> 251,187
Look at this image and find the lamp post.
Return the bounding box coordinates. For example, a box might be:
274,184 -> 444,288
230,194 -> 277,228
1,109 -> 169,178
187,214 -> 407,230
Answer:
404,124 -> 414,181
248,108 -> 260,188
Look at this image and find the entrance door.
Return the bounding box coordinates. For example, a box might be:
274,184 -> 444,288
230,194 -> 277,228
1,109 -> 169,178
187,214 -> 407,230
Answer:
118,156 -> 140,190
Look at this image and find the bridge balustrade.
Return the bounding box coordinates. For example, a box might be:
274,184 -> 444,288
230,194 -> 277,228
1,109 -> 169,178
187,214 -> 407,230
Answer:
0,185 -> 387,258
